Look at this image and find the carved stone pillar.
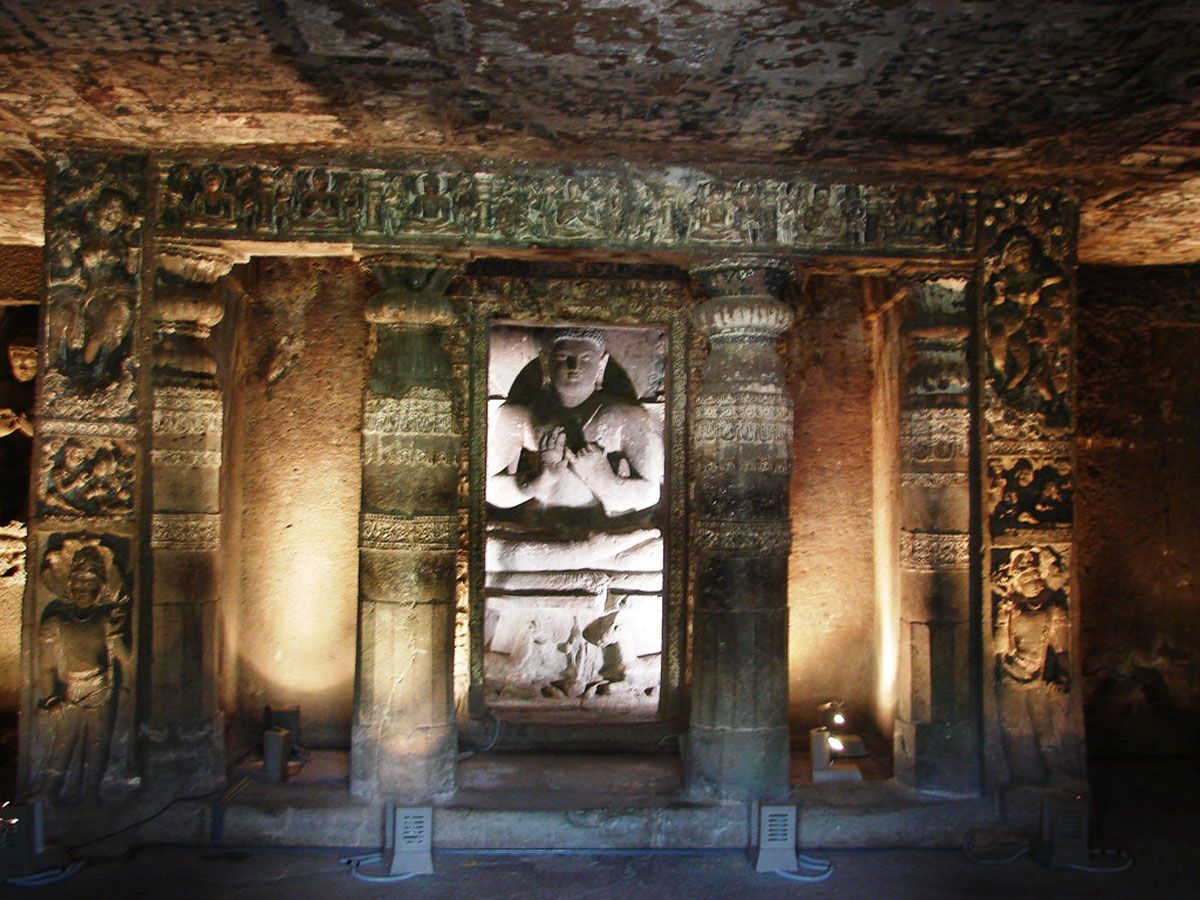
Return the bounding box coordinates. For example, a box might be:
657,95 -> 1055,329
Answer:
143,244 -> 234,792
21,154 -> 147,804
894,278 -> 980,794
687,257 -> 794,801
978,193 -> 1085,790
350,254 -> 463,802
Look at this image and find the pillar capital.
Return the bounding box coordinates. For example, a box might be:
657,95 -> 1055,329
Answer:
157,241 -> 243,285
690,256 -> 795,340
356,251 -> 467,326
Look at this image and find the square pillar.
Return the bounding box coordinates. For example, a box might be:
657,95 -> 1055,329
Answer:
350,254 -> 464,802
21,153 -> 148,805
893,278 -> 981,794
978,193 -> 1086,790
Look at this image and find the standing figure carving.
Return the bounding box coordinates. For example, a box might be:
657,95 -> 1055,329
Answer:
33,537 -> 136,804
992,546 -> 1078,783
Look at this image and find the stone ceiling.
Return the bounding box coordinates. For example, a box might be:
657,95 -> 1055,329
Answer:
1,0 -> 1198,263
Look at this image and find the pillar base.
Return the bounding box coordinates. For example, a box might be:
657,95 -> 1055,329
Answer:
350,722 -> 458,802
685,725 -> 790,801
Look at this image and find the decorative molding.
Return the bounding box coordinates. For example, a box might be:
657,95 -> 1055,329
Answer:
363,391 -> 455,437
37,418 -> 137,440
152,387 -> 222,437
150,449 -> 221,468
158,162 -> 976,256
901,471 -> 969,489
900,529 -> 970,571
359,513 -> 457,551
694,518 -> 792,556
900,408 -> 970,463
150,513 -> 221,551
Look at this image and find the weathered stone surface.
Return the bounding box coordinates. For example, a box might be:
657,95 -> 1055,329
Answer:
1076,265 -> 1200,757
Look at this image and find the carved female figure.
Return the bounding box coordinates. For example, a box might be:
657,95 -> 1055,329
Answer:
33,539 -> 133,804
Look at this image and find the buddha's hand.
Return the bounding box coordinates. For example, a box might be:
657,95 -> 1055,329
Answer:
566,442 -> 612,488
538,427 -> 569,476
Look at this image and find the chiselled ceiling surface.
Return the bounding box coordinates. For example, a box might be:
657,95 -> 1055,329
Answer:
0,0 -> 1198,262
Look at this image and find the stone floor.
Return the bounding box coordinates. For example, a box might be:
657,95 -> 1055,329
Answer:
6,756 -> 1196,898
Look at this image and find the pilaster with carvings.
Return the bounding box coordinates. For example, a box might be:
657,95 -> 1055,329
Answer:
142,243 -> 236,791
894,277 -> 979,794
351,253 -> 465,802
686,257 -> 794,801
21,154 -> 148,805
978,192 -> 1085,790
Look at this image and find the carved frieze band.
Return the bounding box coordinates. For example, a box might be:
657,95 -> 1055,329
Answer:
900,409 -> 970,464
900,530 -> 970,571
901,471 -> 970,489
151,449 -> 222,468
159,162 -> 975,255
359,513 -> 457,551
151,512 -> 221,551
363,391 -> 455,437
38,418 -> 138,440
152,387 -> 223,437
694,518 -> 792,556
693,393 -> 793,446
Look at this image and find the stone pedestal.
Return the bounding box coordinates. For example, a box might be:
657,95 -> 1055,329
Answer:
687,257 -> 794,801
350,255 -> 463,802
893,278 -> 980,794
143,244 -> 234,792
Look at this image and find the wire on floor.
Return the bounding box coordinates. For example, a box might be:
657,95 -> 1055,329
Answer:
772,853 -> 834,883
338,851 -> 421,884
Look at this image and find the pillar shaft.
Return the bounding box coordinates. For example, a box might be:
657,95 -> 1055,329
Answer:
978,193 -> 1086,789
350,255 -> 463,802
687,258 -> 794,801
143,245 -> 233,792
894,278 -> 980,794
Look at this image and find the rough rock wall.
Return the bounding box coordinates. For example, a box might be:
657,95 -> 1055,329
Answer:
1077,265 -> 1200,757
787,275 -> 878,733
229,257 -> 369,748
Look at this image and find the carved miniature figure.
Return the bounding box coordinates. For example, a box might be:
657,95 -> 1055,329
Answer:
189,167 -> 237,225
410,173 -> 453,228
33,538 -> 134,804
41,437 -> 135,517
46,188 -> 139,390
300,168 -> 340,220
988,458 -> 1073,536
992,546 -> 1076,783
486,327 -> 663,522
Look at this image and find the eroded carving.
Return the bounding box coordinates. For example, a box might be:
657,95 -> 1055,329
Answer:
982,229 -> 1071,441
150,513 -> 220,551
43,155 -> 145,420
32,534 -> 138,803
39,436 -> 135,517
987,457 -> 1073,537
152,387 -> 223,437
900,530 -> 970,571
694,519 -> 791,555
359,513 -> 456,551
0,521 -> 27,579
900,409 -> 970,463
992,545 -> 1078,783
159,163 -> 975,255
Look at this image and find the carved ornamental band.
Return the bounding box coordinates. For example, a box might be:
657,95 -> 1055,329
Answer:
150,513 -> 221,551
359,513 -> 457,552
159,163 -> 975,256
900,530 -> 970,572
